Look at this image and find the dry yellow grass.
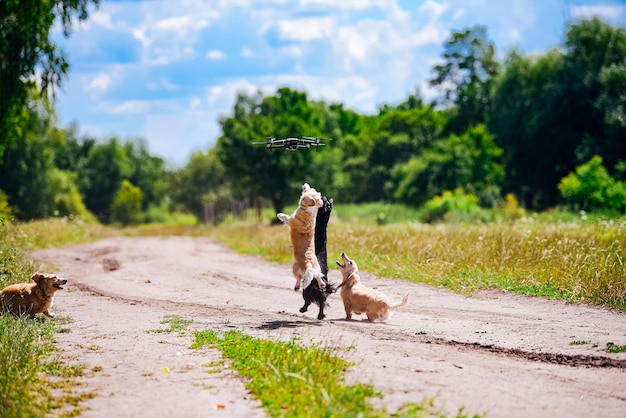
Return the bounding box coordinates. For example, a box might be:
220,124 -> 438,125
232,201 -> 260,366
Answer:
212,218 -> 626,311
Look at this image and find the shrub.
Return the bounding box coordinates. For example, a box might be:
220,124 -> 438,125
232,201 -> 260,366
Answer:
558,155 -> 626,212
110,180 -> 143,225
421,188 -> 485,223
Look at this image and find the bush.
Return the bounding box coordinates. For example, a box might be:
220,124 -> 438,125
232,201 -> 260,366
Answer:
110,180 -> 143,225
420,188 -> 486,223
558,155 -> 626,212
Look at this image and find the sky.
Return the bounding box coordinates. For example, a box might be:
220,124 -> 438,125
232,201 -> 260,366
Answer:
52,0 -> 626,166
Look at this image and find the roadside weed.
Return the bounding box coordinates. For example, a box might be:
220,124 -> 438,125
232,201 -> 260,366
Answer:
605,342 -> 626,353
192,329 -> 481,418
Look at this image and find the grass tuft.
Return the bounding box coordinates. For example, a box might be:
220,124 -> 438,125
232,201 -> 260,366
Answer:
192,329 -> 481,418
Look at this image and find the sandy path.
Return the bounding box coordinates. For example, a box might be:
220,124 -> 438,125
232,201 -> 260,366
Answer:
32,236 -> 626,417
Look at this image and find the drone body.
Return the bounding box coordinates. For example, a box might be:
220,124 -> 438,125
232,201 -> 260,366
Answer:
253,136 -> 332,151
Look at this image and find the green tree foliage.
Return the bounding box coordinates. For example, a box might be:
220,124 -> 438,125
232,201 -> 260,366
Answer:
215,87 -> 343,214
596,63 -> 626,157
390,124 -> 503,206
0,0 -> 100,160
74,136 -> 168,223
558,155 -> 626,212
48,168 -> 90,218
430,25 -> 500,134
0,91 -> 89,219
562,17 -> 626,167
490,18 -> 626,210
358,93 -> 447,202
76,137 -> 133,223
489,50 -> 566,208
110,179 -> 143,225
123,139 -> 167,211
169,149 -> 234,223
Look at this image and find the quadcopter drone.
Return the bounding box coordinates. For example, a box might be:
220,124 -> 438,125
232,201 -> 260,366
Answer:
253,136 -> 332,151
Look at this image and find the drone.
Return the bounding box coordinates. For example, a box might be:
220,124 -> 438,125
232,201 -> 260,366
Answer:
253,136 -> 332,151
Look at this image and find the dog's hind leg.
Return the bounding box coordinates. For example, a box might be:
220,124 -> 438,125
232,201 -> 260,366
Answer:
305,268 -> 326,291
316,305 -> 325,320
299,290 -> 311,313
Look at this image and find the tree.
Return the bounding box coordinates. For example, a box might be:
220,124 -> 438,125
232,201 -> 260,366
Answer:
123,139 -> 167,211
76,137 -> 133,222
0,0 -> 100,160
110,180 -> 143,225
390,124 -> 503,207
360,97 -> 447,202
215,88 -> 342,215
489,50 -> 567,208
489,18 -> 626,209
169,149 -> 235,223
0,89 -> 89,220
562,17 -> 626,168
430,25 -> 500,134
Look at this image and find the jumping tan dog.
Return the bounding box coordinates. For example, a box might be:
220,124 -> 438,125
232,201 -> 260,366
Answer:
336,252 -> 409,322
277,183 -> 326,292
0,272 -> 68,318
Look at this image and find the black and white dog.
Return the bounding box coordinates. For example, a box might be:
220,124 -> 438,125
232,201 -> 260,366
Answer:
300,195 -> 335,320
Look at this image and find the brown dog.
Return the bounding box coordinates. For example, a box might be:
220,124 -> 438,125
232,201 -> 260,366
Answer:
277,183 -> 325,292
0,272 -> 68,318
336,252 -> 409,322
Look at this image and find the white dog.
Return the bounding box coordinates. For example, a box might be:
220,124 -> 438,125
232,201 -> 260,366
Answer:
336,252 -> 409,322
277,183 -> 326,291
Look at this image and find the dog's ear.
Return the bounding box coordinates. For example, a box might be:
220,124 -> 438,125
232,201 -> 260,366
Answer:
31,272 -> 44,283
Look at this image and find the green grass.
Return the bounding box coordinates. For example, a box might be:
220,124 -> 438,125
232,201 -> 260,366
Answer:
147,315 -> 193,335
0,216 -> 107,417
605,342 -> 626,353
0,315 -> 55,418
192,329 -> 480,418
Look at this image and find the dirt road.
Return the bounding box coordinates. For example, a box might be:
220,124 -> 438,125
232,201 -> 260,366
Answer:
32,236 -> 626,417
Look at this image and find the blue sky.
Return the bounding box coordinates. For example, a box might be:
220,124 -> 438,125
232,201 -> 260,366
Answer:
52,0 -> 626,165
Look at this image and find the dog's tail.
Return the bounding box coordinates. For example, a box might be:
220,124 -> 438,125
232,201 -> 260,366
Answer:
324,280 -> 338,295
390,292 -> 410,310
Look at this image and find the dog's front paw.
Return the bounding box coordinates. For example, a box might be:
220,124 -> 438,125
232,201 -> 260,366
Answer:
44,311 -> 55,318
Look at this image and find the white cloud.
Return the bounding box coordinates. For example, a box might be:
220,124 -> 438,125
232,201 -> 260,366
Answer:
240,47 -> 254,57
85,73 -> 113,97
103,100 -> 151,115
274,16 -> 335,42
508,27 -> 521,43
90,11 -> 115,29
420,0 -> 448,18
153,15 -> 210,34
571,5 -> 626,20
206,49 -> 226,60
147,79 -> 178,91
